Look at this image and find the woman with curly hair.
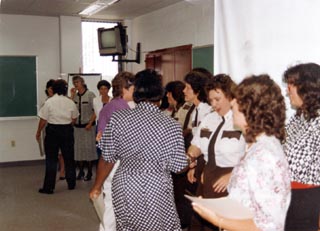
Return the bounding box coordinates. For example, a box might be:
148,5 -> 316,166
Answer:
192,75 -> 291,231
282,63 -> 320,231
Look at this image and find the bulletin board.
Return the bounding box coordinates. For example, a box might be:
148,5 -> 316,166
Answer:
0,56 -> 37,118
192,45 -> 214,73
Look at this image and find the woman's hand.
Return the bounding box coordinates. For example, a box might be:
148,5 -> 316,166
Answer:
187,168 -> 196,183
36,131 -> 41,141
96,131 -> 102,142
192,202 -> 220,227
89,186 -> 102,200
212,172 -> 232,193
70,88 -> 76,99
85,123 -> 92,131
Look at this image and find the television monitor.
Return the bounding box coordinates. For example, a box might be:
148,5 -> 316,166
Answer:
98,25 -> 127,56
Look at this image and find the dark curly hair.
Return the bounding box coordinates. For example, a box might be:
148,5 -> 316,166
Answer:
192,67 -> 213,79
206,74 -> 236,100
283,63 -> 320,120
133,69 -> 163,103
184,70 -> 210,103
97,80 -> 111,90
111,71 -> 135,98
235,75 -> 286,143
45,79 -> 55,96
165,81 -> 185,110
52,79 -> 68,96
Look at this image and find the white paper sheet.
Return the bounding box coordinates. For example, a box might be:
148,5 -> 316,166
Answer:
185,195 -> 253,220
38,133 -> 44,157
92,193 -> 105,228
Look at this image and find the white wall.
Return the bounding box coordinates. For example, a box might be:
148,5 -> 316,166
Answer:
0,14 -> 60,162
60,16 -> 82,75
126,0 -> 214,72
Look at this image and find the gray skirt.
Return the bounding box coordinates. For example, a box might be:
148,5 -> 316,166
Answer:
74,126 -> 97,161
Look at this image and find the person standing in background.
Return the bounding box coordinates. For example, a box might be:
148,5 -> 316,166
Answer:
282,63 -> 320,231
165,80 -> 189,124
71,75 -> 97,181
96,72 -> 135,141
94,71 -> 135,231
93,80 -> 111,160
183,71 -> 212,138
44,79 -> 66,180
93,80 -> 111,122
36,79 -> 79,194
165,80 -> 191,230
172,70 -> 211,230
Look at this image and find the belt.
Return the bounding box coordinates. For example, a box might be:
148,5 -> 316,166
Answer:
74,121 -> 96,128
291,181 -> 320,189
47,123 -> 72,127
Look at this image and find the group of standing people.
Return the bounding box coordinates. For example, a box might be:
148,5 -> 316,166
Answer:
36,63 -> 319,231
191,63 -> 320,231
35,75 -> 113,193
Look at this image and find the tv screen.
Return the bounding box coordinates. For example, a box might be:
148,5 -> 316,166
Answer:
101,30 -> 116,48
98,26 -> 126,56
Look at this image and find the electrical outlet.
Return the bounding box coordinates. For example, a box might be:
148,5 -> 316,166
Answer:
11,140 -> 15,147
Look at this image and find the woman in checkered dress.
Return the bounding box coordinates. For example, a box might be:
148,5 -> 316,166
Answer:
90,69 -> 188,231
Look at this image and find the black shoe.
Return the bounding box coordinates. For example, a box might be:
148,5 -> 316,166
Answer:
38,188 -> 54,194
68,185 -> 75,190
59,176 -> 66,180
76,172 -> 84,180
84,173 -> 92,181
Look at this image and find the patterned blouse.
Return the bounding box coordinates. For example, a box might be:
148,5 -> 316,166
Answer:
100,102 -> 188,231
228,134 -> 291,231
283,114 -> 320,185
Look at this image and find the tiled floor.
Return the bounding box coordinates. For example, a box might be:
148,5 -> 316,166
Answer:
0,164 -> 99,231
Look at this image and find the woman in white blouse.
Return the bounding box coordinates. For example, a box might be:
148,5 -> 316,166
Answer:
187,74 -> 245,198
187,74 -> 246,230
192,75 -> 291,231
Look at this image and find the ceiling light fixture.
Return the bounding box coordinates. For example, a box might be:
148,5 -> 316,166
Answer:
79,0 -> 120,16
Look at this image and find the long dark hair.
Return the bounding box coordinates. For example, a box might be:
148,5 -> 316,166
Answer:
283,63 -> 320,120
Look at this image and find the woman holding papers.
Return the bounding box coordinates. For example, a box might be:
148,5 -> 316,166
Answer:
90,69 -> 188,231
95,71 -> 135,231
36,79 -> 79,194
192,75 -> 291,231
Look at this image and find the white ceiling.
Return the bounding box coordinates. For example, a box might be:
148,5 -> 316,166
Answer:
0,0 -> 185,20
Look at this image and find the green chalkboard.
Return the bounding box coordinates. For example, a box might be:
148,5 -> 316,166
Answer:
0,56 -> 37,117
192,45 -> 214,73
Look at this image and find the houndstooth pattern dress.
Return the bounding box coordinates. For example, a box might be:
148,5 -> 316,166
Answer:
100,102 -> 188,231
283,114 -> 320,185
